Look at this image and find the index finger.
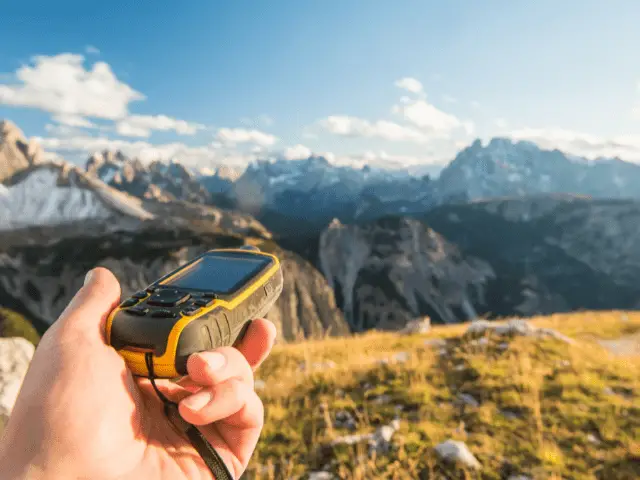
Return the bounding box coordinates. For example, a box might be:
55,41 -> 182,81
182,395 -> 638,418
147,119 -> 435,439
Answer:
234,318 -> 277,371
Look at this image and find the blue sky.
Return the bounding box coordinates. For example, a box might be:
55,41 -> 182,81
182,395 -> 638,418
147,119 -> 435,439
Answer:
1,1 -> 640,172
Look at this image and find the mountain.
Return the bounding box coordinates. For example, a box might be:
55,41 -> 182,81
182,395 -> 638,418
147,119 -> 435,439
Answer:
226,156 -> 434,236
319,217 -> 495,329
435,137 -> 640,202
0,120 -> 43,183
0,227 -> 350,342
418,195 -> 640,318
1,162 -> 154,231
86,151 -> 212,204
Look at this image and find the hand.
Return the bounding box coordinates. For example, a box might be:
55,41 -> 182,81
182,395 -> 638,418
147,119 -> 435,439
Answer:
0,267 -> 276,480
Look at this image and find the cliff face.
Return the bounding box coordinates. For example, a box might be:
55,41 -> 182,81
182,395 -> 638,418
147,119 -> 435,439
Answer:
0,228 -> 349,342
0,120 -> 43,184
319,217 -> 495,329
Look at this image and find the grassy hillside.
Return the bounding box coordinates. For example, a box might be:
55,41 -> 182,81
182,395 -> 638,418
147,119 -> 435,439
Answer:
247,312 -> 640,479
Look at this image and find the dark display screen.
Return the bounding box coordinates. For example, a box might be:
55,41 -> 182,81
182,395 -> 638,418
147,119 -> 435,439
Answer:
166,254 -> 270,294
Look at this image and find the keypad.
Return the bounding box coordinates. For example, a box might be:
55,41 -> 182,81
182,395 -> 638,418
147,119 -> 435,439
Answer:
126,306 -> 149,316
147,289 -> 191,307
181,306 -> 203,316
120,298 -> 138,308
151,309 -> 178,319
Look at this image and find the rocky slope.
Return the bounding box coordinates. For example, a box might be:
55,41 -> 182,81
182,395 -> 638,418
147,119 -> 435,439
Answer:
0,120 -> 43,183
0,228 -> 349,342
1,162 -> 154,231
86,151 -> 212,204
319,217 -> 495,329
419,195 -> 640,318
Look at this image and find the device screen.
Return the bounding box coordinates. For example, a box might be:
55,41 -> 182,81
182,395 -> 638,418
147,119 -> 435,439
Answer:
165,253 -> 270,294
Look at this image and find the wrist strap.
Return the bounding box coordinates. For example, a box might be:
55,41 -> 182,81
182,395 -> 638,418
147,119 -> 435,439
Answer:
145,353 -> 234,480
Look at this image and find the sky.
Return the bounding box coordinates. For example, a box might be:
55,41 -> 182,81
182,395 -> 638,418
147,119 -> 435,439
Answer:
1,1 -> 640,173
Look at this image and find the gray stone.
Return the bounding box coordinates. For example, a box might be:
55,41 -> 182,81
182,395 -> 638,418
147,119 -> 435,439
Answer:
434,440 -> 482,470
423,338 -> 447,348
392,351 -> 410,363
507,476 -> 533,480
400,317 -> 431,334
0,337 -> 35,421
456,393 -> 480,408
334,410 -> 357,431
254,379 -> 266,391
308,472 -> 335,480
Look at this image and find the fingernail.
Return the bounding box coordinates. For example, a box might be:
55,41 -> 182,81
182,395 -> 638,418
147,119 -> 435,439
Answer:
84,269 -> 94,286
182,390 -> 213,411
199,351 -> 226,373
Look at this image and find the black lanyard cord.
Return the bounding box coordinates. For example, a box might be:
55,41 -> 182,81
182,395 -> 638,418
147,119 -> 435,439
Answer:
144,352 -> 235,480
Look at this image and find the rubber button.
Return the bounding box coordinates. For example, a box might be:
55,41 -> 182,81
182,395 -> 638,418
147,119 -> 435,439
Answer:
151,309 -> 178,319
120,298 -> 138,308
194,298 -> 215,307
181,307 -> 202,316
132,291 -> 148,299
126,306 -> 148,316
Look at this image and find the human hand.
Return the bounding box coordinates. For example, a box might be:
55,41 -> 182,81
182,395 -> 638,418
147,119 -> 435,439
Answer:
0,267 -> 276,480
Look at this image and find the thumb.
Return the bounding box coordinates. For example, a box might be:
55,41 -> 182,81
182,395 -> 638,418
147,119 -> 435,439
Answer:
57,267 -> 122,343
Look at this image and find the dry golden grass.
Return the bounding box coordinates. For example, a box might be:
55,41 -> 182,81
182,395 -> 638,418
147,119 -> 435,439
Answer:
246,312 -> 640,479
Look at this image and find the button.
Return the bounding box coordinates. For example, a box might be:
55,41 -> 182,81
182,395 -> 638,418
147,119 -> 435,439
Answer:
126,306 -> 148,316
151,309 -> 178,319
200,292 -> 217,299
147,289 -> 191,307
181,307 -> 202,316
193,298 -> 215,307
132,291 -> 148,299
146,286 -> 157,293
120,298 -> 138,308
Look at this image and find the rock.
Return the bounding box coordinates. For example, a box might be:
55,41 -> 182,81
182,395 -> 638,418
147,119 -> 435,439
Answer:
308,472 -> 335,480
498,342 -> 510,350
456,393 -> 480,408
603,386 -> 615,396
0,337 -> 35,421
507,476 -> 533,480
392,351 -> 410,363
587,433 -> 601,445
334,410 -> 357,431
454,364 -> 465,371
438,349 -> 448,356
330,419 -> 401,455
370,394 -> 392,405
254,379 -> 266,391
434,440 -> 482,470
400,317 -> 431,334
319,217 -> 495,330
477,337 -> 489,346
424,338 -> 447,348
465,319 -> 575,345
0,120 -> 42,183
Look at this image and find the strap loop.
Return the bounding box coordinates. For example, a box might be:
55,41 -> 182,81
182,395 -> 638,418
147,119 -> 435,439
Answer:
144,353 -> 234,480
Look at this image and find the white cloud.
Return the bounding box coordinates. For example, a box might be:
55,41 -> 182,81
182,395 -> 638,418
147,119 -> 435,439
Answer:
283,144 -> 312,160
321,150 -> 444,170
508,127 -> 640,161
216,128 -> 278,147
494,118 -> 508,129
319,115 -> 428,143
395,77 -> 423,94
53,114 -> 96,128
115,114 -> 205,138
33,134 -> 258,168
0,53 -> 144,121
470,100 -> 481,109
392,98 -> 466,136
85,45 -> 100,55
442,94 -> 458,104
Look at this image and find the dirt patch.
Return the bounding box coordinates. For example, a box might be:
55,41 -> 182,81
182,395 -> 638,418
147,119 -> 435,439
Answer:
598,333 -> 640,356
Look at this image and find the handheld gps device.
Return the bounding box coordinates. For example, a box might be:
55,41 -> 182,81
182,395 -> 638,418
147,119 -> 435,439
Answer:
106,246 -> 283,378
